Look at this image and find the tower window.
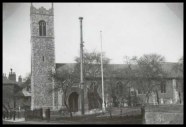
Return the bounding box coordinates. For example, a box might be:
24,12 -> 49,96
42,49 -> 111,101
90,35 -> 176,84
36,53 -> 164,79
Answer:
43,56 -> 44,62
39,20 -> 46,36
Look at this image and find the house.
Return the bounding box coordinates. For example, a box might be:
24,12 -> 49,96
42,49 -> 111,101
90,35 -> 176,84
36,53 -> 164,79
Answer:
3,69 -> 31,113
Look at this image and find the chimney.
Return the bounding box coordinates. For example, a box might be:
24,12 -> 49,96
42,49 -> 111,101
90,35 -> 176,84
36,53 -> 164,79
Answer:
3,73 -> 7,79
18,75 -> 22,83
8,68 -> 16,82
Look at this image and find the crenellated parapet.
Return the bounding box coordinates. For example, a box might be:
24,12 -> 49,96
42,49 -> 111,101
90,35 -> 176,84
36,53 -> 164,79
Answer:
30,3 -> 54,37
30,4 -> 53,16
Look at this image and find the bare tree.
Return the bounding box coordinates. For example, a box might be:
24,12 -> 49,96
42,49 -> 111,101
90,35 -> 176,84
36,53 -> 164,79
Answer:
122,56 -> 138,106
107,54 -> 167,106
102,56 -> 136,109
102,56 -> 138,118
135,54 -> 167,105
50,65 -> 78,118
49,50 -> 110,117
173,56 -> 183,73
3,85 -> 14,113
75,50 -> 110,110
75,50 -> 110,78
3,81 -> 23,119
178,56 -> 183,72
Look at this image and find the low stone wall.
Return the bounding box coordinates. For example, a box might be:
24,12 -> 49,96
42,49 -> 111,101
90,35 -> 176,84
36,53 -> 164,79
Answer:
144,105 -> 183,124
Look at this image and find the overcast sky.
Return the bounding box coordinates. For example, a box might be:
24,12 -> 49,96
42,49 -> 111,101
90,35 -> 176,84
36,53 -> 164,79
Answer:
3,3 -> 183,79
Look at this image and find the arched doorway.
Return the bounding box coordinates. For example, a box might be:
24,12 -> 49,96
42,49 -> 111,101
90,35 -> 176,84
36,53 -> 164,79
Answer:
68,92 -> 79,112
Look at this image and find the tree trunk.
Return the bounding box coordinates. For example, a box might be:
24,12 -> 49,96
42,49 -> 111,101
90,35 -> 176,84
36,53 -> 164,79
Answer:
109,107 -> 112,118
64,101 -> 73,118
64,94 -> 73,118
3,104 -> 9,113
3,104 -> 9,119
156,90 -> 160,105
128,90 -> 131,107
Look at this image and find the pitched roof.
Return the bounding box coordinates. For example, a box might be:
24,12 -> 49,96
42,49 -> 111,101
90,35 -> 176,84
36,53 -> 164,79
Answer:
56,63 -> 136,72
55,62 -> 183,79
56,63 -> 76,70
22,89 -> 31,97
161,62 -> 183,78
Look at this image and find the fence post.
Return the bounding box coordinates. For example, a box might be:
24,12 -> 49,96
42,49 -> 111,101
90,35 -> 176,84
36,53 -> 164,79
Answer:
39,108 -> 42,120
7,111 -> 9,119
24,110 -> 27,121
18,110 -> 20,119
28,110 -> 30,120
141,106 -> 145,124
10,111 -> 12,120
3,111 -> 4,119
36,109 -> 38,119
120,108 -> 122,118
46,108 -> 50,122
32,109 -> 34,120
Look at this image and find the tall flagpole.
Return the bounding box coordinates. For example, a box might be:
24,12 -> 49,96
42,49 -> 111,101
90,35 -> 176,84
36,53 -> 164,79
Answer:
79,17 -> 84,115
100,31 -> 105,111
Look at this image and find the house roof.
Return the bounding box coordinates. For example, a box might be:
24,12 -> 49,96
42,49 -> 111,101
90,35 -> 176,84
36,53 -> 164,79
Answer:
3,76 -> 17,84
22,89 -> 31,97
3,76 -> 31,97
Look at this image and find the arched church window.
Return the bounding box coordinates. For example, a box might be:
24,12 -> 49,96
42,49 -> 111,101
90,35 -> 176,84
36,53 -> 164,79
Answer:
161,81 -> 166,93
39,20 -> 46,36
116,81 -> 123,95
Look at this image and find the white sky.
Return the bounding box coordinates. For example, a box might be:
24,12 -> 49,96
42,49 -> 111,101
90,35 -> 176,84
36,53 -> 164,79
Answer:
3,3 -> 183,79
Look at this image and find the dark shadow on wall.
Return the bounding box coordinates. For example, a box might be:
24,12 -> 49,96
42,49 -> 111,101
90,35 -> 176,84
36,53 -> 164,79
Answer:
87,82 -> 102,110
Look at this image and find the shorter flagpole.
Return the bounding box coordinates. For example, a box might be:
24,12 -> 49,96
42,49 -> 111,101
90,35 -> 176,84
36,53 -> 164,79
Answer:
100,30 -> 105,112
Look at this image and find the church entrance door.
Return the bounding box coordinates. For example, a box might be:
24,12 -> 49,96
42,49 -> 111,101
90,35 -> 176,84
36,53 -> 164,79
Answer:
68,92 -> 79,112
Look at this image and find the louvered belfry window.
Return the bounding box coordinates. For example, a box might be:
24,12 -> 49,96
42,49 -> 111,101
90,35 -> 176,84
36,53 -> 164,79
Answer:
39,20 -> 46,36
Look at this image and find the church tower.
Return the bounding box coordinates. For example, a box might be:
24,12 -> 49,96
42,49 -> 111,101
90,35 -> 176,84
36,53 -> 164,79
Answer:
30,3 -> 56,110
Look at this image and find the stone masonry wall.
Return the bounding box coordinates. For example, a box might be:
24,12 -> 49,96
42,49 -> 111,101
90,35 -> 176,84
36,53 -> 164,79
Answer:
31,5 -> 56,110
137,79 -> 179,104
144,105 -> 183,124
